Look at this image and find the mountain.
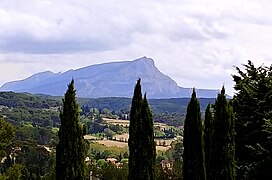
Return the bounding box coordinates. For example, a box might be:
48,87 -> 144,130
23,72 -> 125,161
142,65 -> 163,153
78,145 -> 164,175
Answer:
0,57 -> 219,98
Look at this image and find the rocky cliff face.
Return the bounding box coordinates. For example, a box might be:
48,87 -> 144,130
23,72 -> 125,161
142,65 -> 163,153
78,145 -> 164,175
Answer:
0,57 -> 219,98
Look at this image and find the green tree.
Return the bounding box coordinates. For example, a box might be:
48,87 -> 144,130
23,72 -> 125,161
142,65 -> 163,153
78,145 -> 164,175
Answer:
0,118 -> 15,159
56,80 -> 87,179
172,141 -> 183,162
210,87 -> 235,180
0,164 -> 23,180
128,79 -> 155,180
233,61 -> 272,179
183,89 -> 206,180
141,94 -> 156,179
203,104 -> 214,180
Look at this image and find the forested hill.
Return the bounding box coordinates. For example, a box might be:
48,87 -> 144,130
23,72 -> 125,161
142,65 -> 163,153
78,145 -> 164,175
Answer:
0,91 -> 61,108
0,91 -> 215,115
77,97 -> 216,114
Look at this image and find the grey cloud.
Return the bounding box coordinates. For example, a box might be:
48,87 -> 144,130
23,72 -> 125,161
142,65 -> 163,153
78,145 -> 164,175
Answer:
0,33 -> 126,54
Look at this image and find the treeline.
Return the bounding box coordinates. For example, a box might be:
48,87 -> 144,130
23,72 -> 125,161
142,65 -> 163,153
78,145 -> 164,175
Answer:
0,91 -> 214,127
79,96 -> 215,115
0,92 -> 61,108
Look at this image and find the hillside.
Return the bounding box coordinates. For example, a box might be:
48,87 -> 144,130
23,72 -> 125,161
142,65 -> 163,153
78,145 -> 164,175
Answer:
0,57 -> 220,98
78,97 -> 215,115
0,91 -> 215,127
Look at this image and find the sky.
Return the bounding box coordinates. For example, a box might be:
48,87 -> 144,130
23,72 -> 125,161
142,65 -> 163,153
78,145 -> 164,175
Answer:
0,0 -> 272,95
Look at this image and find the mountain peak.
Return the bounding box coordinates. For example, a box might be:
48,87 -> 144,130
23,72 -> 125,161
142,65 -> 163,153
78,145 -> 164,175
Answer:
133,56 -> 155,67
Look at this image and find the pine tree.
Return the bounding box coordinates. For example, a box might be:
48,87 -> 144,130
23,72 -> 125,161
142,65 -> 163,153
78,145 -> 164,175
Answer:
204,104 -> 214,180
56,80 -> 86,180
128,79 -> 155,180
233,61 -> 272,179
211,87 -> 235,180
183,89 -> 206,180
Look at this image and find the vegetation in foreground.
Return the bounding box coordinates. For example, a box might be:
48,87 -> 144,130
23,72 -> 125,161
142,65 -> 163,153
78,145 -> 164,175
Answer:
0,60 -> 271,179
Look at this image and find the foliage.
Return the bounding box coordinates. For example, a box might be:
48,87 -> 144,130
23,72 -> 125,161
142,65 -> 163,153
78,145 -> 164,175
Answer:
15,125 -> 58,146
87,121 -> 128,135
15,140 -> 53,179
233,61 -> 272,179
171,141 -> 183,162
1,106 -> 60,127
155,160 -> 183,180
0,91 -> 61,109
0,164 -> 23,180
203,104 -> 214,180
88,161 -> 128,180
79,96 -> 214,127
80,97 -> 214,114
56,80 -> 87,179
0,118 -> 15,159
153,113 -> 185,127
207,87 -> 235,180
128,79 -> 156,180
183,89 -> 206,180
0,92 -> 61,129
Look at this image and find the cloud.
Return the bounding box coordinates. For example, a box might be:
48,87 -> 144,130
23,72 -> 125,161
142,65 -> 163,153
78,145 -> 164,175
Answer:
0,0 -> 272,95
0,0 -> 233,54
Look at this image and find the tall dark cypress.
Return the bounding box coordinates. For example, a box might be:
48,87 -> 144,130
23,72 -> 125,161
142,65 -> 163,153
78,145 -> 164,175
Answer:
141,94 -> 156,179
211,87 -> 235,180
183,89 -> 206,180
204,104 -> 214,180
128,79 -> 142,180
128,79 -> 155,180
56,80 -> 86,180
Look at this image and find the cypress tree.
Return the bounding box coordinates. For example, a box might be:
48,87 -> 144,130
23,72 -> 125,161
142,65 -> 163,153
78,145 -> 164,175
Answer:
183,89 -> 206,180
56,80 -> 86,180
128,79 -> 142,180
128,79 -> 155,180
141,94 -> 156,179
204,104 -> 214,180
211,87 -> 235,180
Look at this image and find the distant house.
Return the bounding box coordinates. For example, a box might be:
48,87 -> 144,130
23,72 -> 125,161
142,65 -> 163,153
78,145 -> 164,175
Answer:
12,147 -> 22,153
85,157 -> 90,162
115,162 -> 124,168
106,158 -> 118,164
160,160 -> 173,170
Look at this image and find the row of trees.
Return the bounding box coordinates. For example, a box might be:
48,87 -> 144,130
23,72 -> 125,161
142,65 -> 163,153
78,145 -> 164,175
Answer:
54,79 -> 156,179
54,60 -> 271,179
183,87 -> 235,180
182,61 -> 272,180
55,79 -> 235,180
